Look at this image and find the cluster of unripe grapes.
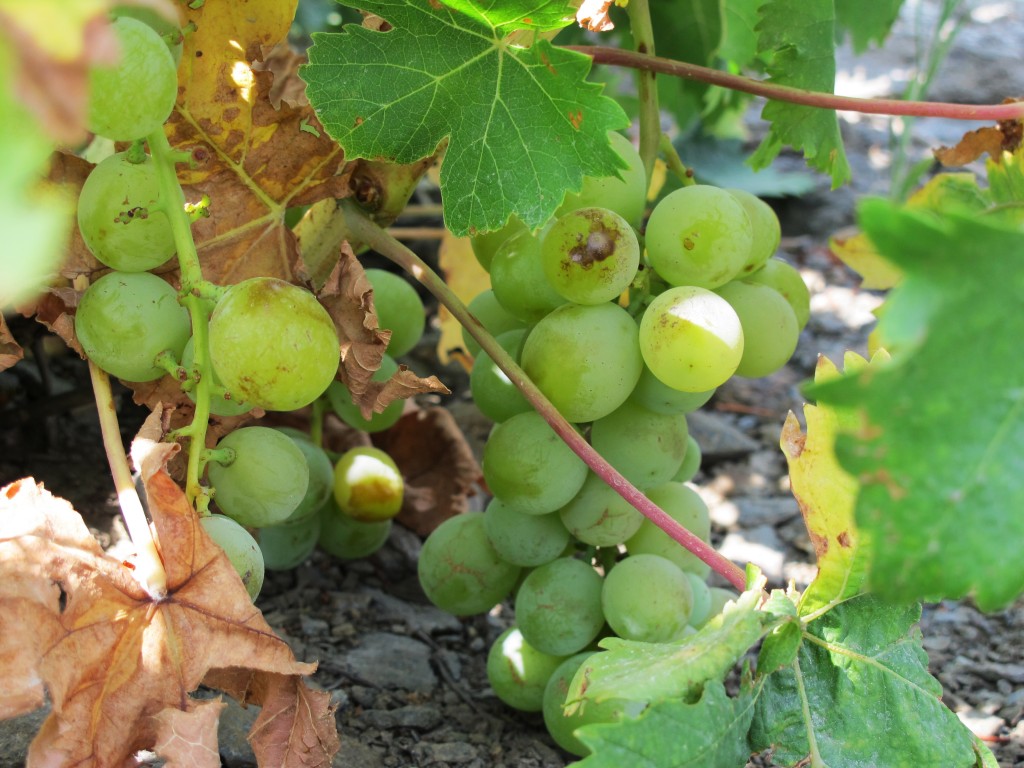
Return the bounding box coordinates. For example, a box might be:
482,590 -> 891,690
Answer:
70,11 -> 429,601
416,132 -> 810,754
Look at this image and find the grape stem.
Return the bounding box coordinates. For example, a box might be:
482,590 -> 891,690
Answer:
340,202 -> 748,592
567,45 -> 1024,121
625,0 -> 658,186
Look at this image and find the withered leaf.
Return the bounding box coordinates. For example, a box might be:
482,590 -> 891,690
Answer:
0,314 -> 24,372
934,118 -> 1022,167
151,698 -> 225,768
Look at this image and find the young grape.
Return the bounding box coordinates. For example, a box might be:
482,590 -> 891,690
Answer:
558,473 -> 644,547
181,337 -> 252,417
483,496 -> 570,568
602,554 -> 694,642
318,497 -> 392,560
327,355 -> 404,433
489,229 -> 567,323
589,399 -> 689,489
628,365 -> 715,415
469,329 -> 531,423
201,514 -> 264,601
333,446 -> 404,522
625,482 -> 712,578
726,188 -> 781,276
365,268 -> 426,357
558,132 -> 648,225
514,557 -> 605,657
486,627 -> 567,713
716,280 -> 799,378
277,431 -> 335,524
470,215 -> 528,271
461,289 -> 527,358
743,257 -> 811,330
258,512 -> 321,571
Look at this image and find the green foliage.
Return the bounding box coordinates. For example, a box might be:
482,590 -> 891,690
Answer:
835,0 -> 905,52
750,596 -> 983,767
301,0 -> 628,236
750,0 -> 851,186
814,201 -> 1024,609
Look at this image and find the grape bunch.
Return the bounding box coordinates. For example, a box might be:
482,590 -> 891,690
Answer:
419,132 -> 810,754
73,11 -> 421,601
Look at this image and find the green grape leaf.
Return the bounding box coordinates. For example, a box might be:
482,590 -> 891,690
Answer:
749,0 -> 851,186
835,0 -> 904,52
649,0 -> 721,123
756,590 -> 801,674
301,0 -> 629,236
986,149 -> 1024,204
566,575 -> 769,707
440,0 -> 577,32
781,354 -> 871,616
574,681 -> 756,768
750,595 -> 978,767
812,200 -> 1024,610
717,0 -> 762,66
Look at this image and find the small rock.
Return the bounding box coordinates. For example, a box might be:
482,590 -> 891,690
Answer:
358,705 -> 443,730
364,588 -> 463,634
410,741 -> 479,764
734,496 -> 800,527
345,632 -> 438,692
216,695 -> 260,767
686,411 -> 759,461
718,525 -> 786,582
300,614 -> 331,636
0,706 -> 48,768
333,739 -> 387,768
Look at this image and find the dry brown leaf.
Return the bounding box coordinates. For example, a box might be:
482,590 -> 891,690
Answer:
0,314 -> 24,372
576,0 -> 617,31
934,117 -> 1023,167
152,698 -> 225,768
372,408 -> 482,535
0,458 -> 338,765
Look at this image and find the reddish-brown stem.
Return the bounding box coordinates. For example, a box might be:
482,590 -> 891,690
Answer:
567,45 -> 1024,121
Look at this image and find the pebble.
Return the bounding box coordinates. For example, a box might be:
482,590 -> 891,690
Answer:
686,411 -> 759,460
358,705 -> 444,730
364,587 -> 463,634
410,741 -> 479,764
718,526 -> 786,583
345,632 -> 438,692
735,496 -> 800,527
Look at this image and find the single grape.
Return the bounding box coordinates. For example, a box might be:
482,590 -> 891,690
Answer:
207,426 -> 310,528
471,215 -> 528,271
469,329 -> 531,423
628,365 -> 715,415
558,132 -> 648,225
483,497 -> 570,568
726,188 -> 781,276
181,337 -> 252,417
602,554 -> 693,642
365,268 -> 426,357
258,512 -> 321,571
558,473 -> 644,547
87,17 -> 178,141
645,185 -> 753,289
489,229 -> 567,323
673,434 -> 702,483
112,5 -> 184,62
542,652 -> 647,757
715,280 -> 799,378
486,627 -> 567,712
482,411 -> 588,516
278,432 -> 334,523
521,302 -> 643,423
318,497 -> 392,560
327,355 -> 404,433
333,446 -> 404,522
685,572 -> 713,628
743,257 -> 811,330
461,289 -> 527,358
625,482 -> 712,578
590,399 -> 688,489
77,151 -> 176,272
540,207 -> 640,305
418,512 -> 521,616
208,277 -> 340,411
201,514 -> 264,601
638,285 -> 743,393
75,271 -> 190,382
514,557 -> 605,657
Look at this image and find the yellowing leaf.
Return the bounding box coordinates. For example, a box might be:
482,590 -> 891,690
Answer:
829,229 -> 903,290
436,231 -> 492,365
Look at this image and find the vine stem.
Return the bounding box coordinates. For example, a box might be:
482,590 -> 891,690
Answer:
341,202 -> 748,593
625,0 -> 658,184
567,45 -> 1024,121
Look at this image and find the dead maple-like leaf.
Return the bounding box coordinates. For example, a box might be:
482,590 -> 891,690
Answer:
151,697 -> 225,768
934,115 -> 1023,167
372,408 -> 482,535
0,444 -> 339,764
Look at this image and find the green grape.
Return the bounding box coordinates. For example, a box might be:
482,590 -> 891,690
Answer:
540,207 -> 640,305
201,514 -> 264,601
645,185 -> 753,289
278,432 -> 334,523
696,587 -> 739,628
181,337 -> 252,417
558,132 -> 648,225
602,554 -> 693,642
726,188 -> 781,276
317,497 -> 391,560
471,215 -> 528,271
207,426 -> 310,528
558,473 -> 644,547
469,329 -> 531,423
327,355 -> 404,433
638,285 -> 743,393
258,512 -> 321,571
482,411 -> 588,516
685,572 -> 712,628
77,151 -> 175,272
673,434 -> 702,483
521,302 -> 643,423
743,257 -> 811,330
625,482 -> 712,578
628,365 -> 715,415
514,557 -> 605,656
489,230 -> 567,323
365,268 -> 426,357
418,512 -> 521,616
486,627 -> 567,712
483,497 -> 570,567
87,17 -> 178,141
208,277 -> 340,411
75,271 -> 190,382
715,281 -> 799,378
461,289 -> 527,358
542,651 -> 647,757
590,399 -> 688,489
112,5 -> 183,62
333,446 -> 404,522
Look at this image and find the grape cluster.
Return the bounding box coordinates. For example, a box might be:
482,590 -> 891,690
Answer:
73,12 -> 425,601
419,132 -> 810,754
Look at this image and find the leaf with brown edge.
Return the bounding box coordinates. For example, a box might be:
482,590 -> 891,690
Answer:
250,673 -> 340,768
372,408 -> 481,535
363,366 -> 450,421
0,314 -> 24,372
152,698 -> 225,768
576,0 -> 617,31
935,126 -> 1008,167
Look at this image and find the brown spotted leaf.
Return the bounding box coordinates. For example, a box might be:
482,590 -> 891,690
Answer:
152,698 -> 225,768
934,116 -> 1022,167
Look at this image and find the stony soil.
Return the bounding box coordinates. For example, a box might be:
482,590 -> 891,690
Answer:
2,1 -> 1023,765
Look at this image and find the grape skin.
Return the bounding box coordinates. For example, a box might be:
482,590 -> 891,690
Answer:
332,447 -> 404,522
365,268 -> 426,357
602,554 -> 694,642
317,497 -> 392,560
716,280 -> 799,378
201,514 -> 264,601
558,132 -> 648,225
486,627 -> 567,712
258,512 -> 321,572
514,557 -> 605,657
